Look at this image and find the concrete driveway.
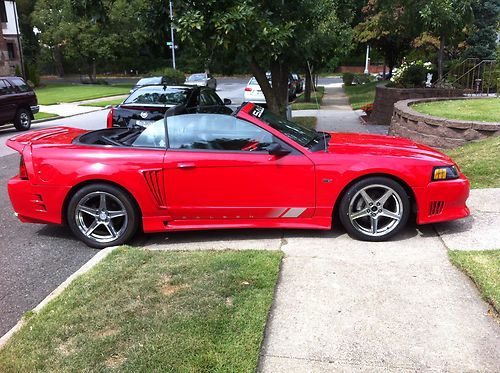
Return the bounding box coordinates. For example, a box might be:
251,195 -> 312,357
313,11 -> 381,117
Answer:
143,189 -> 500,372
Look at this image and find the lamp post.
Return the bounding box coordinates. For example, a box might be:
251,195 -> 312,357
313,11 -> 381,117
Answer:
364,44 -> 370,75
169,0 -> 176,69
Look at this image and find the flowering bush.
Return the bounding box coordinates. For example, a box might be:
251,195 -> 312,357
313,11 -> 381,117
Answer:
360,103 -> 374,116
391,60 -> 433,88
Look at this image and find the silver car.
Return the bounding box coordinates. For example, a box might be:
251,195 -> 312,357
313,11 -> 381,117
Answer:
184,73 -> 217,90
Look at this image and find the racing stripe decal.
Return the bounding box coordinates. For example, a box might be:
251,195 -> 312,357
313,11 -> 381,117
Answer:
281,208 -> 306,218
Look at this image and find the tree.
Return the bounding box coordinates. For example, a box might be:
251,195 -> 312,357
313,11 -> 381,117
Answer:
463,0 -> 499,60
176,0 -> 352,115
417,0 -> 473,79
32,0 -> 159,79
354,0 -> 417,76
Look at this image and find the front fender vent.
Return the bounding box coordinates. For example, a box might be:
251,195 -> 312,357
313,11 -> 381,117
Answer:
429,201 -> 444,216
142,170 -> 166,207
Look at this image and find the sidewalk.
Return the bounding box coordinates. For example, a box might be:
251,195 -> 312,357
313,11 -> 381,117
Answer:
38,95 -> 126,118
293,83 -> 388,135
142,188 -> 500,372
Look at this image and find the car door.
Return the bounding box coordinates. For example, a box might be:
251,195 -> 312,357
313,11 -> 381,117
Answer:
163,114 -> 315,221
0,80 -> 16,124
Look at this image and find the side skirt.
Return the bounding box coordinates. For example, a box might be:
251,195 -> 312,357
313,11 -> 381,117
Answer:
142,216 -> 332,233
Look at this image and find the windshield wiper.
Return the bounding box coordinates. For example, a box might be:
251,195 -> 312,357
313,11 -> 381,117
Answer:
305,131 -> 330,148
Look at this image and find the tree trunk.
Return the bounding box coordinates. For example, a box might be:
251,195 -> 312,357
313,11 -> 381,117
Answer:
249,57 -> 289,116
304,66 -> 312,102
438,35 -> 445,81
270,60 -> 289,116
52,45 -> 64,77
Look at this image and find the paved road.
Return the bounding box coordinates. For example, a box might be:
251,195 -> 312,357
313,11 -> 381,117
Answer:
0,155 -> 100,336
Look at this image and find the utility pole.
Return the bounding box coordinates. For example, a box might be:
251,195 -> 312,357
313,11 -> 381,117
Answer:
169,1 -> 176,69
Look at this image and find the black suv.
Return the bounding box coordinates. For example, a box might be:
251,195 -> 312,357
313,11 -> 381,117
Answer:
0,76 -> 39,131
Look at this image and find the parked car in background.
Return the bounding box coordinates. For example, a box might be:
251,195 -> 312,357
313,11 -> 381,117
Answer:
0,76 -> 39,131
108,85 -> 232,128
291,73 -> 304,93
130,76 -> 168,93
244,74 -> 297,105
6,102 -> 470,248
184,73 -> 217,90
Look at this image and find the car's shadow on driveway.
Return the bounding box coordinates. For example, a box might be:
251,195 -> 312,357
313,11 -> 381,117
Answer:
134,223 -> 423,251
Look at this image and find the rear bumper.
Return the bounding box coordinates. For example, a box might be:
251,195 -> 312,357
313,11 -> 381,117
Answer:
8,176 -> 68,225
415,175 -> 470,225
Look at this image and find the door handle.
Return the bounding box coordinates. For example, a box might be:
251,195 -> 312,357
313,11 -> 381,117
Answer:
177,162 -> 196,169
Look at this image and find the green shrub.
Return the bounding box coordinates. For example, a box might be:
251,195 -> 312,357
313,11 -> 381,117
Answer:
342,72 -> 355,86
354,74 -> 376,85
391,60 -> 433,88
14,65 -> 22,77
148,67 -> 186,85
25,64 -> 41,87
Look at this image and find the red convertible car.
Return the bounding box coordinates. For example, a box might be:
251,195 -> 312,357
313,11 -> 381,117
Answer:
6,103 -> 469,248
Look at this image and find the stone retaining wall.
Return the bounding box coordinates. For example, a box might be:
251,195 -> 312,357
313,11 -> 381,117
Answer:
370,86 -> 464,126
389,97 -> 500,149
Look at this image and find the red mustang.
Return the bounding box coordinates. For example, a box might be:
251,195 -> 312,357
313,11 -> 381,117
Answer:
7,103 -> 469,248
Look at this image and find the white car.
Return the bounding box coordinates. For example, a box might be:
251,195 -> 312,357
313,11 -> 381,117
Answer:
184,73 -> 217,90
243,77 -> 267,104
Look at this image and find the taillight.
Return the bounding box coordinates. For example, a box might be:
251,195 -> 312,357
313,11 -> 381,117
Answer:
19,156 -> 28,180
107,107 -> 114,128
244,87 -> 252,92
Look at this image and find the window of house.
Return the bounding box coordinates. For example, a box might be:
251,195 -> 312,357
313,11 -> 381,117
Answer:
0,1 -> 7,23
7,43 -> 15,59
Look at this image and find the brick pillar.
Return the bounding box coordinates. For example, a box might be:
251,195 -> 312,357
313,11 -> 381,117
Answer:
0,26 -> 10,75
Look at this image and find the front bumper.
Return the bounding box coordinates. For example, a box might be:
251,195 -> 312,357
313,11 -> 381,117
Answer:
8,176 -> 69,225
415,175 -> 470,225
30,105 -> 40,115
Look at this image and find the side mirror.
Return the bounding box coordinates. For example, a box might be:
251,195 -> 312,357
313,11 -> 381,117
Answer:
267,143 -> 291,157
223,98 -> 232,105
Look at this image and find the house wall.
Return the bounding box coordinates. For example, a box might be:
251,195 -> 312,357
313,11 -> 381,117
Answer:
0,0 -> 21,75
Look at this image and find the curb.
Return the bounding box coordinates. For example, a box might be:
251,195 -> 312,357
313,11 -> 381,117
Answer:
33,107 -> 107,124
0,245 -> 119,350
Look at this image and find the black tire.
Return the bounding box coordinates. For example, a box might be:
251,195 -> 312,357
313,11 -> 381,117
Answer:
338,177 -> 410,241
14,108 -> 32,131
67,183 -> 139,249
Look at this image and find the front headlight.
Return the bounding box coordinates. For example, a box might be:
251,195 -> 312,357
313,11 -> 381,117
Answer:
432,165 -> 459,181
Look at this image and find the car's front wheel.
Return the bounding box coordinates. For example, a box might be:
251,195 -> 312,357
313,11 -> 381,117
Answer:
14,108 -> 32,131
67,184 -> 139,249
339,177 -> 410,241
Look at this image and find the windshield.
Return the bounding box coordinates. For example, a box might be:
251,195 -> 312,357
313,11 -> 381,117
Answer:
256,108 -> 318,147
187,74 -> 206,81
136,77 -> 161,86
124,87 -> 190,106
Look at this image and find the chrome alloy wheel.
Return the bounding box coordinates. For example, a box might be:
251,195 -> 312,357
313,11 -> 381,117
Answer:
75,191 -> 128,243
19,112 -> 30,128
348,184 -> 403,237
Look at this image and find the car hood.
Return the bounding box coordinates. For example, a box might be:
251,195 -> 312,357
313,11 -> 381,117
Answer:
326,132 -> 453,163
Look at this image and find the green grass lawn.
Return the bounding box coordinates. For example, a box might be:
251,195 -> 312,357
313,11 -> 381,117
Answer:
34,112 -> 58,120
449,250 -> 500,312
412,98 -> 500,122
446,136 -> 500,188
292,86 -> 325,110
0,248 -> 282,372
292,116 -> 317,129
344,81 -> 383,110
80,98 -> 125,107
35,83 -> 132,105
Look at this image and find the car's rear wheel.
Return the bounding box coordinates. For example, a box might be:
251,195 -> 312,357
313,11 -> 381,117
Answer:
339,177 -> 410,241
14,109 -> 31,131
67,184 -> 138,249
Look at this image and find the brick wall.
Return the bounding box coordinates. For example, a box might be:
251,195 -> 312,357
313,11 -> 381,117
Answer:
389,97 -> 500,149
370,86 -> 465,126
0,26 -> 10,75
